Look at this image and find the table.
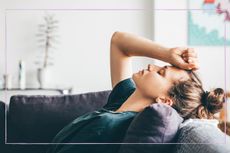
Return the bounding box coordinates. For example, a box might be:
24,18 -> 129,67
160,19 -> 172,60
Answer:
0,87 -> 73,104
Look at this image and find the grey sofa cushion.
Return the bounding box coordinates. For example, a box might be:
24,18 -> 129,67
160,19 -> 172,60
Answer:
174,119 -> 230,153
7,90 -> 111,143
119,103 -> 183,153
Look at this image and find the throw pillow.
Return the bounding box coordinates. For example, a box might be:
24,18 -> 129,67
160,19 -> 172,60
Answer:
119,103 -> 183,153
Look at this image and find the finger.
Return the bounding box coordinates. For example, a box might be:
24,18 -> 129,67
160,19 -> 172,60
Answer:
189,63 -> 199,70
180,48 -> 189,55
188,48 -> 197,56
188,59 -> 199,69
182,56 -> 189,62
172,47 -> 188,55
183,48 -> 195,53
178,62 -> 194,70
187,57 -> 198,64
182,52 -> 197,58
175,58 -> 193,70
182,56 -> 187,61
185,63 -> 199,70
188,58 -> 194,63
188,59 -> 198,65
180,58 -> 199,70
188,48 -> 194,52
182,49 -> 197,57
182,56 -> 197,63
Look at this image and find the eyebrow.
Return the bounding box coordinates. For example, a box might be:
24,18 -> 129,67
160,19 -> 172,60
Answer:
168,66 -> 186,82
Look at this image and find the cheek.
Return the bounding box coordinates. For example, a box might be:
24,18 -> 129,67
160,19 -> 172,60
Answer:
144,73 -> 161,85
140,74 -> 171,96
138,74 -> 162,95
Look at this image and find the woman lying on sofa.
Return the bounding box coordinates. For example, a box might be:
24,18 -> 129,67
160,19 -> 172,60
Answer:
47,32 -> 225,153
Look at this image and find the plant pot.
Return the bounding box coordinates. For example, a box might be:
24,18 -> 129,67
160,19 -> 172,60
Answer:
37,68 -> 50,88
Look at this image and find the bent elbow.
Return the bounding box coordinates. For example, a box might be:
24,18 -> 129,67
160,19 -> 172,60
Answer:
111,31 -> 123,45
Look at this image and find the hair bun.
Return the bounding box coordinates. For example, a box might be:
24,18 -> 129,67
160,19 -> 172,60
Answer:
202,88 -> 225,114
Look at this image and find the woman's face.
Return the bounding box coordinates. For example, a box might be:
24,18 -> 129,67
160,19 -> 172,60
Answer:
132,64 -> 190,99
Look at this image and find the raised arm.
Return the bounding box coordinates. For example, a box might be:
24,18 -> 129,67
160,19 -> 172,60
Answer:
110,31 -> 198,88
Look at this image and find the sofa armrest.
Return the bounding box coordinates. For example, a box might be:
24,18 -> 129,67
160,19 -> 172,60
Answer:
0,101 -> 5,146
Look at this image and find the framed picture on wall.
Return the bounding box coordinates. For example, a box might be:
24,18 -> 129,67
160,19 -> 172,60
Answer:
188,0 -> 230,46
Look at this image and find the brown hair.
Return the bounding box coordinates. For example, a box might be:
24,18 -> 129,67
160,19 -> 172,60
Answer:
168,71 -> 225,119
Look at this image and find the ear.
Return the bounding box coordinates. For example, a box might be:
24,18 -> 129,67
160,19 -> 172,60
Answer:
155,97 -> 173,106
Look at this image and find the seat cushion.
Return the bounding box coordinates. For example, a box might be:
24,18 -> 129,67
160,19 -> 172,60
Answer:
119,103 -> 183,153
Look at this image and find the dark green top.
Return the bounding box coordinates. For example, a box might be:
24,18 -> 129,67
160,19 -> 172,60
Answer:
47,78 -> 137,153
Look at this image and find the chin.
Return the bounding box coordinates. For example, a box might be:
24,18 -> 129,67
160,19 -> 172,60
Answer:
132,73 -> 135,79
132,73 -> 138,83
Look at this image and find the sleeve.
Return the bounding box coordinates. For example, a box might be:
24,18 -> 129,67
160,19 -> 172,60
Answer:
103,78 -> 136,111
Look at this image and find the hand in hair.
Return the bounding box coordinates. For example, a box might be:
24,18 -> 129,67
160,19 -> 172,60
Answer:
167,47 -> 199,70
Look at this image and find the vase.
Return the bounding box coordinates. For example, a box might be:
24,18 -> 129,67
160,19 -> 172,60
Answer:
37,68 -> 50,88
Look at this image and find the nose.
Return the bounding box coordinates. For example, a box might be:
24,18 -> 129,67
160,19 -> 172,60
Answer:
147,64 -> 153,71
147,64 -> 150,69
147,64 -> 160,71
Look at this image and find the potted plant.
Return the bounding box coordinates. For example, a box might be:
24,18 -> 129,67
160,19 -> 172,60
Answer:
36,13 -> 59,88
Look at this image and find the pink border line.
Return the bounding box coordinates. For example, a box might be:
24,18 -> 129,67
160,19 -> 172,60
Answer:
224,22 -> 227,144
3,8 -> 228,145
4,10 -> 8,146
5,142 -> 228,145
5,8 -> 216,11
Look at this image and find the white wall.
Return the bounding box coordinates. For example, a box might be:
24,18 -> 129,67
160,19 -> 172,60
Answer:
0,0 -> 154,96
154,0 -> 230,120
154,0 -> 229,90
0,0 -> 229,116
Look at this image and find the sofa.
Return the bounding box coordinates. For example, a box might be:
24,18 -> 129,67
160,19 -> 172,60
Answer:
0,90 -> 110,153
1,90 -> 230,153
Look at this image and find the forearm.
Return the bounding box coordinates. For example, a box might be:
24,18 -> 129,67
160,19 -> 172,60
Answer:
112,31 -> 171,63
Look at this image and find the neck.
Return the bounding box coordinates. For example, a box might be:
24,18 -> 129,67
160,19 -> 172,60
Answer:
115,89 -> 154,113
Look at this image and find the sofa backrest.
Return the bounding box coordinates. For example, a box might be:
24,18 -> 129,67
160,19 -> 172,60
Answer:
7,90 -> 111,143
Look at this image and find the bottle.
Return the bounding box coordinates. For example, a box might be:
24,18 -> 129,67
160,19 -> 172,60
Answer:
3,74 -> 12,89
19,60 -> 26,89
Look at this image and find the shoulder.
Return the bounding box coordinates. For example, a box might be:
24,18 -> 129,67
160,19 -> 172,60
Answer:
110,78 -> 135,96
103,78 -> 136,111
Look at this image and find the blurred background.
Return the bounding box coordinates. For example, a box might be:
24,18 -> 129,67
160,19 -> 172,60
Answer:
0,0 -> 229,119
